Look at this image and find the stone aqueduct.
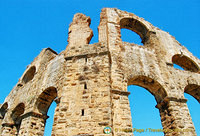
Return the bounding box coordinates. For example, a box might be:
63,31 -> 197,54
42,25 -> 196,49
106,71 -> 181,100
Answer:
0,8 -> 199,136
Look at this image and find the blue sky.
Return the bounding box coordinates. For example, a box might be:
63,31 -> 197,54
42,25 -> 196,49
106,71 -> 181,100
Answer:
0,0 -> 199,136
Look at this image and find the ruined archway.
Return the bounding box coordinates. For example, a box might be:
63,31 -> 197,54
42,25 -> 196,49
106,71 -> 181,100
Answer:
128,85 -> 164,136
11,103 -> 25,124
172,54 -> 199,73
22,66 -> 36,84
184,84 -> 200,103
0,103 -> 8,120
36,87 -> 57,115
128,76 -> 167,135
1,8 -> 200,136
128,76 -> 167,103
0,103 -> 8,132
120,18 -> 148,44
35,87 -> 58,135
11,103 -> 25,135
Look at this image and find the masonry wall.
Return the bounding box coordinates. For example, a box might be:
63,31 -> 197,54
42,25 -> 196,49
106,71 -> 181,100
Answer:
0,8 -> 199,136
54,44 -> 112,135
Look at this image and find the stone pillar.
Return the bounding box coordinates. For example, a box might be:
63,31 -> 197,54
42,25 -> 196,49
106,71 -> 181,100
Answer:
62,36 -> 113,135
61,11 -> 113,135
17,112 -> 48,136
64,13 -> 93,54
111,90 -> 133,136
156,97 -> 196,136
98,8 -> 108,43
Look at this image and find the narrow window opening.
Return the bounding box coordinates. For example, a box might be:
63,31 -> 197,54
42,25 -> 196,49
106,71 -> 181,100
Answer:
81,109 -> 84,116
44,101 -> 57,136
85,57 -> 88,63
84,83 -> 87,89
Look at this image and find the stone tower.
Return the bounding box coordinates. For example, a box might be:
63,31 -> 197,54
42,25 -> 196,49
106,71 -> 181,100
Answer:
0,8 -> 199,136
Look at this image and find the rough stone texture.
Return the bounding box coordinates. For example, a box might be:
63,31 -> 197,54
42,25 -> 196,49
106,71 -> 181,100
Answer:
0,8 -> 200,136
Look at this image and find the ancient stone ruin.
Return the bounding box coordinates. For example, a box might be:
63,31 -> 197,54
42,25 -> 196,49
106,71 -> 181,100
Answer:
0,8 -> 199,136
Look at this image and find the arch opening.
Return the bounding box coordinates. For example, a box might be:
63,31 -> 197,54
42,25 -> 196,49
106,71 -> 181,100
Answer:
120,18 -> 148,44
11,103 -> 25,124
184,84 -> 200,103
184,93 -> 200,136
22,66 -> 36,84
11,103 -> 25,135
128,76 -> 167,103
44,101 -> 57,136
121,28 -> 143,45
0,103 -> 8,119
128,85 -> 164,136
36,87 -> 58,135
36,87 -> 57,115
127,76 -> 166,135
172,54 -> 199,72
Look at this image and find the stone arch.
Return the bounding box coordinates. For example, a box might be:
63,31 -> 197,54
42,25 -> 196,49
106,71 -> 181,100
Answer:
32,87 -> 58,135
11,103 -> 25,124
127,76 -> 182,136
36,87 -> 58,115
172,54 -> 199,72
127,75 -> 168,135
120,18 -> 149,44
0,102 -> 8,133
128,75 -> 167,103
0,102 -> 8,119
10,103 -> 25,135
22,66 -> 36,84
184,84 -> 200,103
